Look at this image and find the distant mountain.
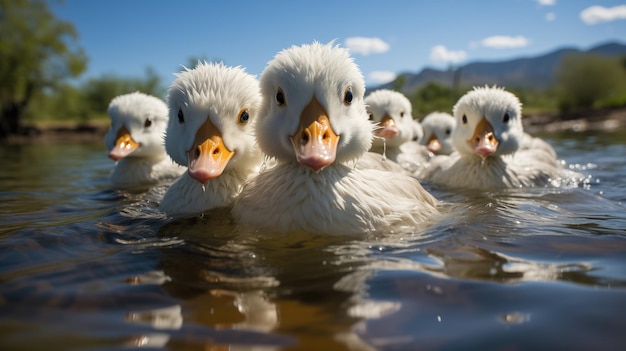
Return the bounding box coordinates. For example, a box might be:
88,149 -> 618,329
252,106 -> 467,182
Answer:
374,41 -> 626,94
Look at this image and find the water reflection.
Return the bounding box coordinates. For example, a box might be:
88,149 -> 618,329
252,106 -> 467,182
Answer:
153,219 -> 378,349
0,132 -> 625,350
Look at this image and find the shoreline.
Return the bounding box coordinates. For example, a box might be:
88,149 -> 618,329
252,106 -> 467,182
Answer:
3,107 -> 626,144
522,106 -> 626,134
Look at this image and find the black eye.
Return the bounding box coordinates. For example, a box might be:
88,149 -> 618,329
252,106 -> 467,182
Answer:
177,108 -> 185,124
368,113 -> 374,121
462,114 -> 467,124
343,87 -> 353,105
445,128 -> 451,135
144,118 -> 152,127
238,109 -> 250,124
503,113 -> 510,123
400,111 -> 405,118
276,88 -> 286,106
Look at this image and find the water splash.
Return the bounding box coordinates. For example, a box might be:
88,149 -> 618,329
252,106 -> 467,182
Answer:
373,135 -> 388,162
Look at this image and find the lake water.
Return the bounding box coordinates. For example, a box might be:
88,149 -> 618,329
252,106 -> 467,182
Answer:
1,129 -> 625,350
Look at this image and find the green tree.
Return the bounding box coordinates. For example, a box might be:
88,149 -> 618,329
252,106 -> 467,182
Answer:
80,67 -> 165,119
554,53 -> 626,111
0,0 -> 87,138
24,83 -> 88,123
392,74 -> 407,92
410,81 -> 460,118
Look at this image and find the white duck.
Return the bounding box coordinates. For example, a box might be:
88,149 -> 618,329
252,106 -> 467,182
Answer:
231,42 -> 439,235
159,62 -> 263,217
105,92 -> 184,189
365,89 -> 429,166
410,118 -> 424,142
420,111 -> 456,155
420,86 -> 581,190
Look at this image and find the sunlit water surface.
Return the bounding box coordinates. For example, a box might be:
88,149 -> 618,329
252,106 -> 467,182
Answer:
1,130 -> 625,350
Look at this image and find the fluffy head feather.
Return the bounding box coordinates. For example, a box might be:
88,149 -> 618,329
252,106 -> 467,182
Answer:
165,62 -> 261,170
452,85 -> 523,157
410,119 -> 424,142
420,111 -> 456,155
232,42 -> 440,234
256,41 -> 373,165
420,86 -> 583,189
105,91 -> 169,158
365,89 -> 415,148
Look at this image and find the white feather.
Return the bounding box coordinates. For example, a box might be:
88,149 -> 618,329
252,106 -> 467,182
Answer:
420,86 -> 583,189
104,92 -> 184,189
420,111 -> 457,155
232,42 -> 439,234
364,89 -> 430,167
159,62 -> 262,216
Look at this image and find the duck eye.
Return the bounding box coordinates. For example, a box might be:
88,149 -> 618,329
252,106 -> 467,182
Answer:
503,113 -> 510,123
343,86 -> 353,105
445,128 -> 451,135
177,108 -> 185,124
368,113 -> 374,121
462,114 -> 467,124
238,108 -> 250,124
144,118 -> 152,128
276,88 -> 286,106
400,111 -> 405,118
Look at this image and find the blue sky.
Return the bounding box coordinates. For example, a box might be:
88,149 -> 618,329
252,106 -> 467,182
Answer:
50,0 -> 626,89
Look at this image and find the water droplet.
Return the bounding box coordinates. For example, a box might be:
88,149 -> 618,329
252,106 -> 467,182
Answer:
500,312 -> 530,324
426,285 -> 444,295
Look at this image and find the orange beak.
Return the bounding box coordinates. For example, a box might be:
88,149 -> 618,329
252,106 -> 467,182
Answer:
187,118 -> 235,184
290,97 -> 340,172
108,126 -> 139,161
468,117 -> 498,158
426,132 -> 441,153
374,114 -> 399,139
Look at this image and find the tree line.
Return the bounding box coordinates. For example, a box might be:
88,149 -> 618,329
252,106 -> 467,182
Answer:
1,0 -> 626,139
404,52 -> 626,120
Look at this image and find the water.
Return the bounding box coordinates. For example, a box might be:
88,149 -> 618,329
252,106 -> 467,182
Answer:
1,131 -> 625,350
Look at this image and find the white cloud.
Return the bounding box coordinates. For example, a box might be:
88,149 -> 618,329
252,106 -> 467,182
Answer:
368,71 -> 397,84
580,5 -> 626,25
546,12 -> 556,21
481,35 -> 529,49
537,0 -> 555,6
344,37 -> 390,55
430,45 -> 467,65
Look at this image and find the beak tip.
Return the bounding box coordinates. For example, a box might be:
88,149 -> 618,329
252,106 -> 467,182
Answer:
188,170 -> 214,184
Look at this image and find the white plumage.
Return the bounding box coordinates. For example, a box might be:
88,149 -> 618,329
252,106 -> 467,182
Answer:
232,42 -> 439,234
420,86 -> 582,189
365,89 -> 429,167
159,62 -> 263,216
420,111 -> 456,155
104,92 -> 184,189
366,89 -> 414,150
410,118 -> 424,142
